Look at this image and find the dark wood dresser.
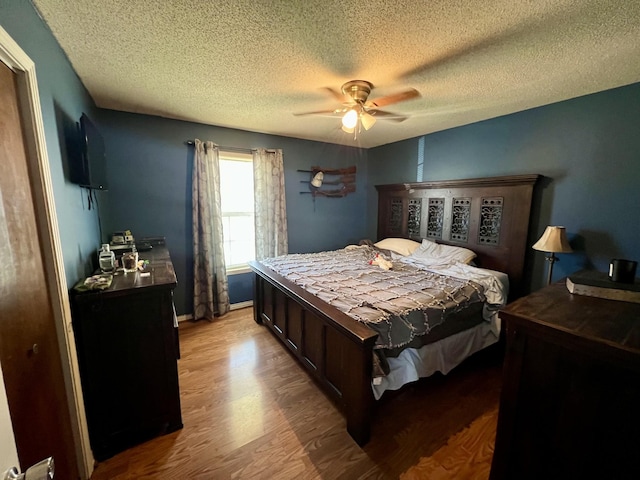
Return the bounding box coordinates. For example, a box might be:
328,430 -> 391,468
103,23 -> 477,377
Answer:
71,245 -> 182,461
490,277 -> 640,480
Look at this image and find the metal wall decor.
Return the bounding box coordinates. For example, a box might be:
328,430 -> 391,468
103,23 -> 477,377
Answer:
427,198 -> 444,239
451,197 -> 471,242
407,199 -> 422,238
298,165 -> 356,198
479,197 -> 503,245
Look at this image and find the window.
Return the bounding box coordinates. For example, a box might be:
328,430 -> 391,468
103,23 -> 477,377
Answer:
219,151 -> 255,272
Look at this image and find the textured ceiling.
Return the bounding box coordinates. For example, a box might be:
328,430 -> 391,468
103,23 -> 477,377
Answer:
32,0 -> 640,148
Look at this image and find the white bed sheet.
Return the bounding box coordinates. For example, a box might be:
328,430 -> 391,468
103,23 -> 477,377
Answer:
371,315 -> 500,400
371,258 -> 507,400
397,257 -> 509,307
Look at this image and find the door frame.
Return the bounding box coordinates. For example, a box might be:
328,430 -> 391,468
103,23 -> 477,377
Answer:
0,26 -> 93,478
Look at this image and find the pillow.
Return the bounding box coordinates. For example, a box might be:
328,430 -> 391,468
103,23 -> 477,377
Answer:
373,238 -> 421,256
411,238 -> 477,264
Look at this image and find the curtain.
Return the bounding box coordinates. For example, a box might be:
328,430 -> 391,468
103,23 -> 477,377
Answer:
253,148 -> 288,260
192,139 -> 230,318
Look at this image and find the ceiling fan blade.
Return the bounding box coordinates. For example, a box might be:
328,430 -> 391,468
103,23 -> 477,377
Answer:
365,88 -> 420,109
370,110 -> 408,122
293,108 -> 343,117
322,87 -> 353,104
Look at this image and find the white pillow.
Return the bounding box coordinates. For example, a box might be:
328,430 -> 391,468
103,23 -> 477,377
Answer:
411,238 -> 477,264
373,238 -> 421,256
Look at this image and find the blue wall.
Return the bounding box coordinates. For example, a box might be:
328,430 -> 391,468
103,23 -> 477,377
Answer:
368,83 -> 640,291
95,109 -> 369,315
0,0 -> 103,286
6,0 -> 640,308
228,273 -> 253,305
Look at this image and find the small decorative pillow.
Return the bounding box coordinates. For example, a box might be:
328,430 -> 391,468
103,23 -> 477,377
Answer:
411,238 -> 477,264
373,238 -> 421,256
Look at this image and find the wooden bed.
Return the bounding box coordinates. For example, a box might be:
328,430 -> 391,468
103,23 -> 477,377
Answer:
250,174 -> 540,446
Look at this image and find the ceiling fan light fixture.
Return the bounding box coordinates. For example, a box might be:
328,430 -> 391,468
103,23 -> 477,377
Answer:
342,109 -> 358,129
360,112 -> 376,131
295,79 -> 420,138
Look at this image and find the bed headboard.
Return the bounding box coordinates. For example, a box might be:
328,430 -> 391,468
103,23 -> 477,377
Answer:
376,174 -> 540,298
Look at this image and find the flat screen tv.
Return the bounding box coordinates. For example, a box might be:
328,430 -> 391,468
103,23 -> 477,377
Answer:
70,113 -> 108,190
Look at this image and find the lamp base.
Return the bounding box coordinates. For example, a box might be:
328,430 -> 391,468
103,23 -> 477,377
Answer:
544,253 -> 558,285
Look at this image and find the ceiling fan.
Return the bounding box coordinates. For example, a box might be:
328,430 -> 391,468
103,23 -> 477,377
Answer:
294,80 -> 421,135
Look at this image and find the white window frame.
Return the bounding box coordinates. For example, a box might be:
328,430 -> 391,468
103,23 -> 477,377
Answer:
219,150 -> 254,275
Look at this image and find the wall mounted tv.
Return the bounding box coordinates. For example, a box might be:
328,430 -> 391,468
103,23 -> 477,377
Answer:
70,113 -> 108,190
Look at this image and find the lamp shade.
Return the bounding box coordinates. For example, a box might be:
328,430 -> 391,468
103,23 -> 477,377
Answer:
360,112 -> 377,131
532,226 -> 573,253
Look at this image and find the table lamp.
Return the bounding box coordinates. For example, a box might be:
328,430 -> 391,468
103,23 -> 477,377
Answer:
533,226 -> 573,285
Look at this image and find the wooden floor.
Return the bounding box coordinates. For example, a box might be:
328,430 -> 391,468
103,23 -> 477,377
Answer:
90,308 -> 502,479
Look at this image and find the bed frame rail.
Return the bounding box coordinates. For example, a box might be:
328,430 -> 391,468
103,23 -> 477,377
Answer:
251,260 -> 378,445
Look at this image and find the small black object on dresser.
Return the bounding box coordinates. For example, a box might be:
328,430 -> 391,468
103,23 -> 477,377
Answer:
490,278 -> 640,480
71,242 -> 182,461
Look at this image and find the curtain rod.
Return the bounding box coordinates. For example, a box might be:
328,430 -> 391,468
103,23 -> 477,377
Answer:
184,141 -> 257,154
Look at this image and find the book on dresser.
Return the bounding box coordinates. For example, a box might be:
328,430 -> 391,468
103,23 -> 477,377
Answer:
566,269 -> 640,303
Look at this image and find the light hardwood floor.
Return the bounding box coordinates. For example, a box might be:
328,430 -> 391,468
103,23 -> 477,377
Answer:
90,308 -> 502,479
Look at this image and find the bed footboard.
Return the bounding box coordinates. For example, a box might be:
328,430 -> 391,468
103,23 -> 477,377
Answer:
250,261 -> 378,446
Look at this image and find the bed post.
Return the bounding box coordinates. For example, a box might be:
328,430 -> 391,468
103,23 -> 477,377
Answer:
252,271 -> 263,324
343,337 -> 376,446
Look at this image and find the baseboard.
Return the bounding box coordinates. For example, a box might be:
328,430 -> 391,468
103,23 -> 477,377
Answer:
230,300 -> 254,311
177,301 -> 253,322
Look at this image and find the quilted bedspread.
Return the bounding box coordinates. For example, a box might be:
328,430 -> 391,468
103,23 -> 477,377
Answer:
260,245 -> 486,349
